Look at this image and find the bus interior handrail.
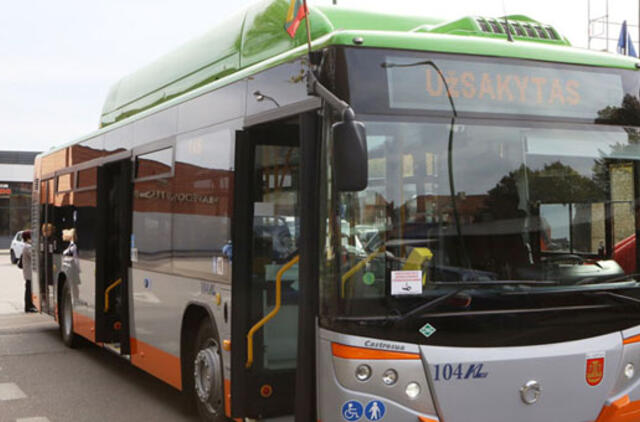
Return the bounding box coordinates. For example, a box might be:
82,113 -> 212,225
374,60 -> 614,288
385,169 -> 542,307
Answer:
245,255 -> 299,369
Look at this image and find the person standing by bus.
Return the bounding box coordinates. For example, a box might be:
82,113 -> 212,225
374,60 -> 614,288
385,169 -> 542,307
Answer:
20,230 -> 37,313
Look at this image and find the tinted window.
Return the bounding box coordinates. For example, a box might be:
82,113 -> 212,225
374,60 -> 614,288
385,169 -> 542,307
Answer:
171,129 -> 234,282
132,175 -> 173,272
135,147 -> 173,179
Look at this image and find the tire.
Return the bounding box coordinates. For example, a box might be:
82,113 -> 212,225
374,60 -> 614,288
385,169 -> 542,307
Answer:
191,319 -> 226,422
10,250 -> 16,264
59,282 -> 78,348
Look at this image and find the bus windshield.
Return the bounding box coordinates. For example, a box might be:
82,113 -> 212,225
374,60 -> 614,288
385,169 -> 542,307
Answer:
319,50 -> 640,345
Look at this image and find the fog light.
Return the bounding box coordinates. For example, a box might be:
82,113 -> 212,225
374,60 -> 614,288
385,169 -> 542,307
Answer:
625,363 -> 635,379
355,364 -> 372,381
382,369 -> 398,385
405,382 -> 421,399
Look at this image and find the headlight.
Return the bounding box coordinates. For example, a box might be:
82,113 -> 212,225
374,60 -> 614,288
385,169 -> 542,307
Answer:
382,369 -> 398,385
355,364 -> 372,381
405,382 -> 421,399
625,363 -> 635,379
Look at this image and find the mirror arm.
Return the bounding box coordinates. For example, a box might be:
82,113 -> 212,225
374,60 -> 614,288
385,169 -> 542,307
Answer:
307,70 -> 354,120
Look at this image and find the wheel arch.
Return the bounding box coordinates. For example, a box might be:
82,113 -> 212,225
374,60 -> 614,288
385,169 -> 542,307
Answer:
180,302 -> 220,395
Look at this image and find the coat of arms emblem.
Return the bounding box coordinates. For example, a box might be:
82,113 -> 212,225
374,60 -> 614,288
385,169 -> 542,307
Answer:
586,355 -> 605,386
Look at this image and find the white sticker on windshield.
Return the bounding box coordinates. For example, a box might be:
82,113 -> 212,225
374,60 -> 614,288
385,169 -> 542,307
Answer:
391,270 -> 423,295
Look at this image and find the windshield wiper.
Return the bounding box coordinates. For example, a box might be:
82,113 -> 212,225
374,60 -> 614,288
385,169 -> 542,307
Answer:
576,273 -> 640,285
395,288 -> 467,321
332,280 -> 558,325
395,281 -> 558,320
331,288 -> 468,325
430,280 -> 559,287
591,289 -> 640,306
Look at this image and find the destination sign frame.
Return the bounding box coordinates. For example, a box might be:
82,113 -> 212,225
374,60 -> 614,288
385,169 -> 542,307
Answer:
385,56 -> 625,120
344,48 -> 640,123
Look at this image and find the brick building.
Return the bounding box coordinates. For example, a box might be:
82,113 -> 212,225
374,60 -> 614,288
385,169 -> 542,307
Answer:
0,151 -> 39,246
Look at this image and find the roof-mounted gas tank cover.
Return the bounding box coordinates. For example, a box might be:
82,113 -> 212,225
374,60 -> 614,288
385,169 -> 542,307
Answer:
414,15 -> 570,46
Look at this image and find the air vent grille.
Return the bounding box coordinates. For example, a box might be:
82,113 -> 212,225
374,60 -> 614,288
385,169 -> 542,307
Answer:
545,26 -> 560,40
489,20 -> 503,33
438,16 -> 568,45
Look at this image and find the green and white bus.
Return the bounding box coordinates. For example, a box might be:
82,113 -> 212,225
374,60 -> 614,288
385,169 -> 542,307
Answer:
32,0 -> 640,420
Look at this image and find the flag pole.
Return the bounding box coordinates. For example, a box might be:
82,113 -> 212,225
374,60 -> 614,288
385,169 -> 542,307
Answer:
303,0 -> 313,56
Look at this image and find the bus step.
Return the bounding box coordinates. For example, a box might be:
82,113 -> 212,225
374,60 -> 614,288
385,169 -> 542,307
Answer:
103,342 -> 130,359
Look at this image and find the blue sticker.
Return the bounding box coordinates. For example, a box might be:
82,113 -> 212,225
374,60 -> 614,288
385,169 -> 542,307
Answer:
342,400 -> 363,421
365,400 -> 386,421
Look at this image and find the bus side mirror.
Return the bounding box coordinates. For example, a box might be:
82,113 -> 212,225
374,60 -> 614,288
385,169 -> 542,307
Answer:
332,110 -> 368,192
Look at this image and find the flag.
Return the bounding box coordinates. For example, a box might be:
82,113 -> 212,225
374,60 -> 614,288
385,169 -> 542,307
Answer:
617,20 -> 637,57
284,0 -> 309,38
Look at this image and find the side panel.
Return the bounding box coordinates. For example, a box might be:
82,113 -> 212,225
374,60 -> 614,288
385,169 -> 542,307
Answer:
128,270 -> 231,390
71,186 -> 99,342
133,107 -> 178,147
129,110 -> 242,389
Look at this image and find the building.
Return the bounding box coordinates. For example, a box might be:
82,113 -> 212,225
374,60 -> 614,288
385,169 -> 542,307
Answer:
0,151 -> 39,247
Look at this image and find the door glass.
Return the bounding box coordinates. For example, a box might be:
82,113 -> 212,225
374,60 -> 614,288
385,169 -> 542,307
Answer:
251,144 -> 300,371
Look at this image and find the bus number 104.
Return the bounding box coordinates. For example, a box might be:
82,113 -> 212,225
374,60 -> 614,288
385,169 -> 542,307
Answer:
433,363 -> 488,381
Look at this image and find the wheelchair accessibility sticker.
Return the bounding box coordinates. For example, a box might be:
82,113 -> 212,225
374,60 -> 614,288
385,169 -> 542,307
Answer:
342,400 -> 363,421
342,400 -> 386,421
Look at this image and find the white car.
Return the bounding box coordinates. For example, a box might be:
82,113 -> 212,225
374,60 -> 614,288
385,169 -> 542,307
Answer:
9,231 -> 26,264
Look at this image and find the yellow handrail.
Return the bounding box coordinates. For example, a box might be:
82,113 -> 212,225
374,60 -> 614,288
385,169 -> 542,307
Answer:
246,255 -> 299,369
341,247 -> 385,298
104,278 -> 122,312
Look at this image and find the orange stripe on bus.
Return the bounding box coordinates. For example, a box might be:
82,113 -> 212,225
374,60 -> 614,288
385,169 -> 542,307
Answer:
418,416 -> 440,422
223,379 -> 242,422
130,337 -> 182,391
73,312 -> 96,343
331,342 -> 420,360
623,334 -> 640,345
224,378 -> 232,417
595,395 -> 640,422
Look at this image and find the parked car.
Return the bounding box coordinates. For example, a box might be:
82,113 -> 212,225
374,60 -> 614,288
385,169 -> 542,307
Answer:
9,230 -> 26,264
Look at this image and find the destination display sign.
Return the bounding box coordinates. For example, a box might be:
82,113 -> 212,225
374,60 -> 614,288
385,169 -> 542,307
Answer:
386,56 -> 625,120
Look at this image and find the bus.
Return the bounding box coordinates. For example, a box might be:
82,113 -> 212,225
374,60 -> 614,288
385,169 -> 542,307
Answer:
31,0 -> 640,421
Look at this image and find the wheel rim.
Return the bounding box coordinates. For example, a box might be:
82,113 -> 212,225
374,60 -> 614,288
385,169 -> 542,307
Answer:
194,338 -> 223,415
63,290 -> 72,338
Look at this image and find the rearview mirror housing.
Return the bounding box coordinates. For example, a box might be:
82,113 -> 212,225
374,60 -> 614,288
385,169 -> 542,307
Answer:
332,110 -> 368,192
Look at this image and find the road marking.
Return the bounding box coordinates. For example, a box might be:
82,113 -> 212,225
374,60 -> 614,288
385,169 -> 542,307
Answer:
17,418 -> 51,422
0,383 -> 27,400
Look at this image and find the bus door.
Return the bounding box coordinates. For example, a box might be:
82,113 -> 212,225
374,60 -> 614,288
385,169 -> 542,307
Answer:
38,178 -> 56,315
232,121 -> 301,418
95,158 -> 132,355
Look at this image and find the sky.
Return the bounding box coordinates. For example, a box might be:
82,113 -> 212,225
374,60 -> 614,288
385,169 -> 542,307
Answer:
1,0 -> 639,152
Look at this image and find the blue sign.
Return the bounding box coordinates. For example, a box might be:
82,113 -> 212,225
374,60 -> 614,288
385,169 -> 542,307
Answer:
342,400 -> 363,421
365,400 -> 386,421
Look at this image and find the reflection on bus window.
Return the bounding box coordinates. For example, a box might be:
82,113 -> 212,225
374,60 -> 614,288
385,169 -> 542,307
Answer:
332,120 -> 640,305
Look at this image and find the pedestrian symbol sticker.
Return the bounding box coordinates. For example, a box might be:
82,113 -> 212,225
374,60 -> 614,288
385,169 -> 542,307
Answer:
342,400 -> 363,421
419,322 -> 437,338
365,400 -> 386,420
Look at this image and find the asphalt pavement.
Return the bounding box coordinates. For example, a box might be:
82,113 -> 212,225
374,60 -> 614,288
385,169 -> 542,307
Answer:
0,252 -> 198,422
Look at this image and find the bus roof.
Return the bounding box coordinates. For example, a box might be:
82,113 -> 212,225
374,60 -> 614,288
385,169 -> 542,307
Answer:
99,0 -> 640,128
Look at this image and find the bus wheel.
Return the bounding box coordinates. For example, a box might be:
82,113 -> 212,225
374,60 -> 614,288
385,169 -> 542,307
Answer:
193,319 -> 225,421
59,282 -> 78,348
